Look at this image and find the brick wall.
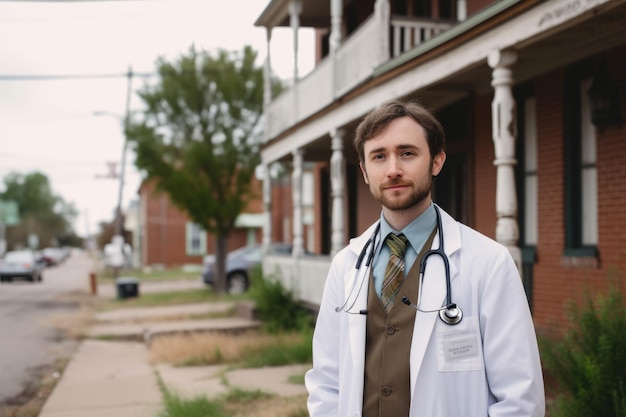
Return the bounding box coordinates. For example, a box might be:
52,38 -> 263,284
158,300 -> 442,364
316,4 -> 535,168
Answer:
533,67 -> 569,330
473,93 -> 497,238
469,46 -> 626,332
140,181 -> 261,268
529,49 -> 625,332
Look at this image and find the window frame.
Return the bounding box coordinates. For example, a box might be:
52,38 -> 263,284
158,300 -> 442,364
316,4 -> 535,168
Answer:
563,61 -> 598,259
515,83 -> 538,309
185,222 -> 207,256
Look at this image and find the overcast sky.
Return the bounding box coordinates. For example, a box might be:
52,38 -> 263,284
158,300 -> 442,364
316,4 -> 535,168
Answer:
0,0 -> 313,240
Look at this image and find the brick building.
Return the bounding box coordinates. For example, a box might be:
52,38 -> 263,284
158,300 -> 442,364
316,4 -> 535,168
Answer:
255,0 -> 626,332
137,179 -> 263,268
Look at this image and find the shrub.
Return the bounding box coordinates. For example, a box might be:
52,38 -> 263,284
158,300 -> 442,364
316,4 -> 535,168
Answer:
540,282 -> 626,417
248,268 -> 313,334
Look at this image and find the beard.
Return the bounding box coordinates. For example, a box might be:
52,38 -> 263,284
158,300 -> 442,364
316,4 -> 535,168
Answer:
368,159 -> 435,212
371,176 -> 433,211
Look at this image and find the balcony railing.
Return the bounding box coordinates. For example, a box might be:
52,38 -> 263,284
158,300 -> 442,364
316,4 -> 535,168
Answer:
390,16 -> 454,57
263,14 -> 453,142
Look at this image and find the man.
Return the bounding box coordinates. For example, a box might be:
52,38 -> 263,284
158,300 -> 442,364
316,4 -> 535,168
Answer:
305,100 -> 545,416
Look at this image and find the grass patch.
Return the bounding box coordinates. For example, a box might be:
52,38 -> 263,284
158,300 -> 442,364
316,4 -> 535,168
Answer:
99,288 -> 246,310
159,392 -> 224,417
99,267 -> 202,283
241,330 -> 313,368
287,372 -> 306,385
157,386 -> 307,417
149,329 -> 311,368
222,388 -> 271,404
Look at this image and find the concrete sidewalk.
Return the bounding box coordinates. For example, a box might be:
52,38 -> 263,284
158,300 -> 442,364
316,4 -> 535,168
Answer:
39,284 -> 310,417
39,340 -> 162,417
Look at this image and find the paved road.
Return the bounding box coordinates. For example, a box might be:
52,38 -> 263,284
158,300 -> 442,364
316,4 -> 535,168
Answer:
0,249 -> 95,402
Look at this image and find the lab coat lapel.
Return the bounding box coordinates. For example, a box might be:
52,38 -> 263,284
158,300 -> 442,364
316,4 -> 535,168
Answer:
409,207 -> 460,397
345,224 -> 376,375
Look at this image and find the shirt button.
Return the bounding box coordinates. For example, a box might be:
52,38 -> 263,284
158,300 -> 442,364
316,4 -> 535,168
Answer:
386,326 -> 395,335
382,386 -> 392,396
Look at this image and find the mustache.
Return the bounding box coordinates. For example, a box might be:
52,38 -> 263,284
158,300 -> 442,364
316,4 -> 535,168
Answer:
382,179 -> 412,189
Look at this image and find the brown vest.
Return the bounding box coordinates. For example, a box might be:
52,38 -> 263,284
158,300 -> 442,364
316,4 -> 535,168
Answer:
362,230 -> 436,417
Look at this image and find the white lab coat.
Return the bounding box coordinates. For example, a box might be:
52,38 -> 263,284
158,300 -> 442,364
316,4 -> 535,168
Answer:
305,207 -> 545,417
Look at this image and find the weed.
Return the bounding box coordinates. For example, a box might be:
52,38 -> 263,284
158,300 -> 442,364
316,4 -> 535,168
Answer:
156,383 -> 306,417
158,392 -> 224,417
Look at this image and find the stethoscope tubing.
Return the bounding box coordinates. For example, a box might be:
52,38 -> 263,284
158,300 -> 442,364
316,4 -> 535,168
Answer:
336,205 -> 462,325
419,206 -> 453,308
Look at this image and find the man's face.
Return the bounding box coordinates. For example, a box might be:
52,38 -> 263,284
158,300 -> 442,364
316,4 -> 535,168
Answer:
359,116 -> 445,215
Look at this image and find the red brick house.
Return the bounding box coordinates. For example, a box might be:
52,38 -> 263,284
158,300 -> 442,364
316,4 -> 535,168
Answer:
255,0 -> 626,333
137,179 -> 264,268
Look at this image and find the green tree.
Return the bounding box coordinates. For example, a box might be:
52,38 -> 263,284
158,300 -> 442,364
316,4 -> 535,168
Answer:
126,45 -> 273,293
1,171 -> 79,250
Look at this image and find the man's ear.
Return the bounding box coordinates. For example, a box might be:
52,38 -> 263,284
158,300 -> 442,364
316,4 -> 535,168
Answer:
359,162 -> 369,184
432,151 -> 446,177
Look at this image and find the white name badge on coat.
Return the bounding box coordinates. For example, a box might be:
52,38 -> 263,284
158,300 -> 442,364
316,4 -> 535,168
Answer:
436,316 -> 484,372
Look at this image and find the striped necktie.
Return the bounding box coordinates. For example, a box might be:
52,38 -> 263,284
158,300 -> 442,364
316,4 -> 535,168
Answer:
381,233 -> 408,313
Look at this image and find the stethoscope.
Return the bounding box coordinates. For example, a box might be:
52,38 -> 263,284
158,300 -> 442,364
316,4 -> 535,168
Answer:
335,205 -> 463,325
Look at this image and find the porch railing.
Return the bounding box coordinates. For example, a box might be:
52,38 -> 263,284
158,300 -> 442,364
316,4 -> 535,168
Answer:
390,16 -> 454,58
263,255 -> 331,306
263,15 -> 453,142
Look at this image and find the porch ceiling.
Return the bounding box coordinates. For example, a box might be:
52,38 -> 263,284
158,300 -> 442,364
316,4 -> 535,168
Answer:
396,0 -> 626,111
255,0 -> 337,29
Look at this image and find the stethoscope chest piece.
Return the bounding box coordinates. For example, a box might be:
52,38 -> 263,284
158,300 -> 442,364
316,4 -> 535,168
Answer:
439,305 -> 463,325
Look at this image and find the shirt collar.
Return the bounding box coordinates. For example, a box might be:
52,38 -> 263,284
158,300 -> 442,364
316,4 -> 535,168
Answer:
377,203 -> 437,253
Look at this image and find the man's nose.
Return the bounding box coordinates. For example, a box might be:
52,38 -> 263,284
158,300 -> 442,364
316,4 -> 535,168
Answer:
387,157 -> 402,177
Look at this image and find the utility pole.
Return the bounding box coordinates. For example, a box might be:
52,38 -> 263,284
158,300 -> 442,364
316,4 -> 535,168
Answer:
94,67 -> 152,278
95,67 -> 133,278
110,66 -> 133,278
115,66 -> 133,241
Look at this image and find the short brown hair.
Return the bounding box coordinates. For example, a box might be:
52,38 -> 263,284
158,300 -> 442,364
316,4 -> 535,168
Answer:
353,100 -> 446,162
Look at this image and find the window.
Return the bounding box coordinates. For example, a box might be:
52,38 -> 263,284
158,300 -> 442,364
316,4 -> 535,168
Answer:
516,88 -> 538,309
186,222 -> 207,256
522,97 -> 538,247
564,64 -> 598,259
580,78 -> 598,246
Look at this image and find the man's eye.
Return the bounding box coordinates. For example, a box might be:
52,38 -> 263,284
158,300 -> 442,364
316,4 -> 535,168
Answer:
372,154 -> 385,160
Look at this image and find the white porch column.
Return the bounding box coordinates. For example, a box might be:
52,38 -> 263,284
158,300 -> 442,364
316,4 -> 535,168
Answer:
262,164 -> 272,254
263,27 -> 273,108
374,0 -> 390,64
488,49 -> 521,270
292,149 -> 305,257
330,128 -> 346,256
457,0 -> 467,20
329,0 -> 343,55
289,0 -> 302,82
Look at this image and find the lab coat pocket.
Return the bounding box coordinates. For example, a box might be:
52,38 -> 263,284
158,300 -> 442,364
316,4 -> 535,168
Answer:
436,316 -> 483,372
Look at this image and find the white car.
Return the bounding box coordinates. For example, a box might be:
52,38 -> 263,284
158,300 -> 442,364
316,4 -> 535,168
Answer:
0,250 -> 44,283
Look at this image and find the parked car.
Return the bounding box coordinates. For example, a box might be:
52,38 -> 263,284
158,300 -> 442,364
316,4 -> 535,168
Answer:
201,243 -> 292,294
0,250 -> 44,283
39,247 -> 65,267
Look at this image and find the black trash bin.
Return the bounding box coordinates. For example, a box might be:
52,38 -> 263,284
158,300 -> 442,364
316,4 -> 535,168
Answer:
116,277 -> 139,299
